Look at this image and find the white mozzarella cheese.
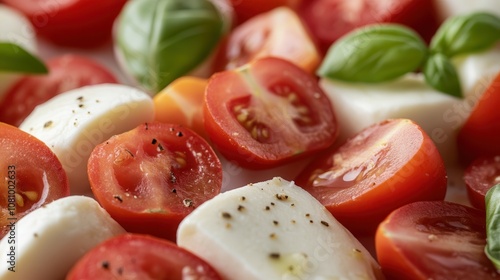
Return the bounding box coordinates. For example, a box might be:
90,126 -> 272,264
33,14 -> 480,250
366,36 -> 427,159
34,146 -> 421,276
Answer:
0,196 -> 126,280
177,177 -> 382,280
19,84 -> 154,195
320,74 -> 462,165
453,45 -> 500,100
0,4 -> 37,100
433,0 -> 500,21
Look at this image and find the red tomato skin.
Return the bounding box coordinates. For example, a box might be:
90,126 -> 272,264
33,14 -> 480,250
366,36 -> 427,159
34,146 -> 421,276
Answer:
66,233 -> 222,280
0,122 -> 69,238
3,0 -> 127,48
298,0 -> 439,53
0,55 -> 117,127
88,122 -> 222,242
230,0 -> 301,24
203,57 -> 338,169
464,155 -> 500,211
294,119 -> 447,234
376,201 -> 499,280
457,72 -> 500,166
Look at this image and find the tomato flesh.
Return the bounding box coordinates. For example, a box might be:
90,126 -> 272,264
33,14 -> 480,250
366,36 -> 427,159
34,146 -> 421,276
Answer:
298,0 -> 439,53
457,72 -> 500,165
204,57 -> 338,169
0,55 -> 117,127
222,7 -> 321,73
3,0 -> 127,48
88,122 -> 222,241
294,119 -> 447,234
67,233 -> 222,280
376,201 -> 499,279
0,122 -> 69,238
464,155 -> 500,211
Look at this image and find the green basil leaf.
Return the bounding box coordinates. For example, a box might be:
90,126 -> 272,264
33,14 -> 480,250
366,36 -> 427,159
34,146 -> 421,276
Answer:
423,53 -> 462,97
317,24 -> 428,83
430,12 -> 500,57
485,184 -> 500,271
0,42 -> 47,74
115,0 -> 227,93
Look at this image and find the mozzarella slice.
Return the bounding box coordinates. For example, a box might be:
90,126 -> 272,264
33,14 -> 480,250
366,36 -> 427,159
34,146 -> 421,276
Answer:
434,0 -> 500,21
19,84 -> 154,195
177,177 -> 382,280
320,74 -> 462,165
453,45 -> 500,100
0,4 -> 37,100
0,196 -> 126,280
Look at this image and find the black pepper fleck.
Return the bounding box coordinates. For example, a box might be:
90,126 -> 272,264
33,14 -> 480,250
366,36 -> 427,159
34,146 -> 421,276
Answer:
273,220 -> 279,225
43,120 -> 53,128
321,221 -> 329,227
309,220 -> 313,224
171,188 -> 177,194
78,104 -> 84,108
265,206 -> 270,211
240,196 -> 246,201
152,138 -> 157,144
113,195 -> 123,203
101,261 -> 110,269
221,212 -> 232,219
269,253 -> 280,259
237,205 -> 245,211
176,131 -> 183,137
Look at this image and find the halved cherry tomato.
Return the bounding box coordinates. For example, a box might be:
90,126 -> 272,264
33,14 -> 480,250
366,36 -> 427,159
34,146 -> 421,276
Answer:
298,0 -> 439,53
88,122 -> 222,241
67,233 -> 222,280
294,119 -> 447,234
221,7 -> 321,73
464,155 -> 500,211
0,122 -> 69,238
376,201 -> 499,279
203,57 -> 338,169
153,76 -> 208,139
457,72 -> 500,165
3,0 -> 127,48
229,0 -> 300,24
0,55 -> 117,127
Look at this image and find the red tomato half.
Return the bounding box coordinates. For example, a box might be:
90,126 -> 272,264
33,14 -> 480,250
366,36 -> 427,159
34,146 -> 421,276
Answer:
3,0 -> 127,48
67,233 -> 222,280
298,0 -> 439,53
457,72 -> 500,165
376,201 -> 499,279
204,57 -> 338,169
221,7 -> 321,73
294,119 -> 447,234
0,55 -> 117,127
0,122 -> 69,238
88,122 -> 222,241
464,155 -> 500,211
229,0 -> 300,24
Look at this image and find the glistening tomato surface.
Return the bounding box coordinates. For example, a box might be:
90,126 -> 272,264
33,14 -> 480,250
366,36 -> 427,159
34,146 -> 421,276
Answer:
376,201 -> 499,279
457,72 -> 500,165
294,119 -> 447,234
0,122 -> 69,238
0,55 -> 117,127
203,57 -> 338,169
67,234 -> 222,280
88,122 -> 222,241
464,155 -> 500,211
298,0 -> 439,53
3,0 -> 127,48
222,7 -> 321,73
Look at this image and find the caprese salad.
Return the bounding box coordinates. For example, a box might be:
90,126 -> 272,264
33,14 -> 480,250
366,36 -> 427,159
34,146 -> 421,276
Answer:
1,0 -> 500,279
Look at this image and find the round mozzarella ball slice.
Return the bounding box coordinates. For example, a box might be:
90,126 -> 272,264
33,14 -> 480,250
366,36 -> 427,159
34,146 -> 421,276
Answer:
0,4 -> 37,100
0,196 -> 126,280
19,84 -> 154,195
177,177 -> 383,280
